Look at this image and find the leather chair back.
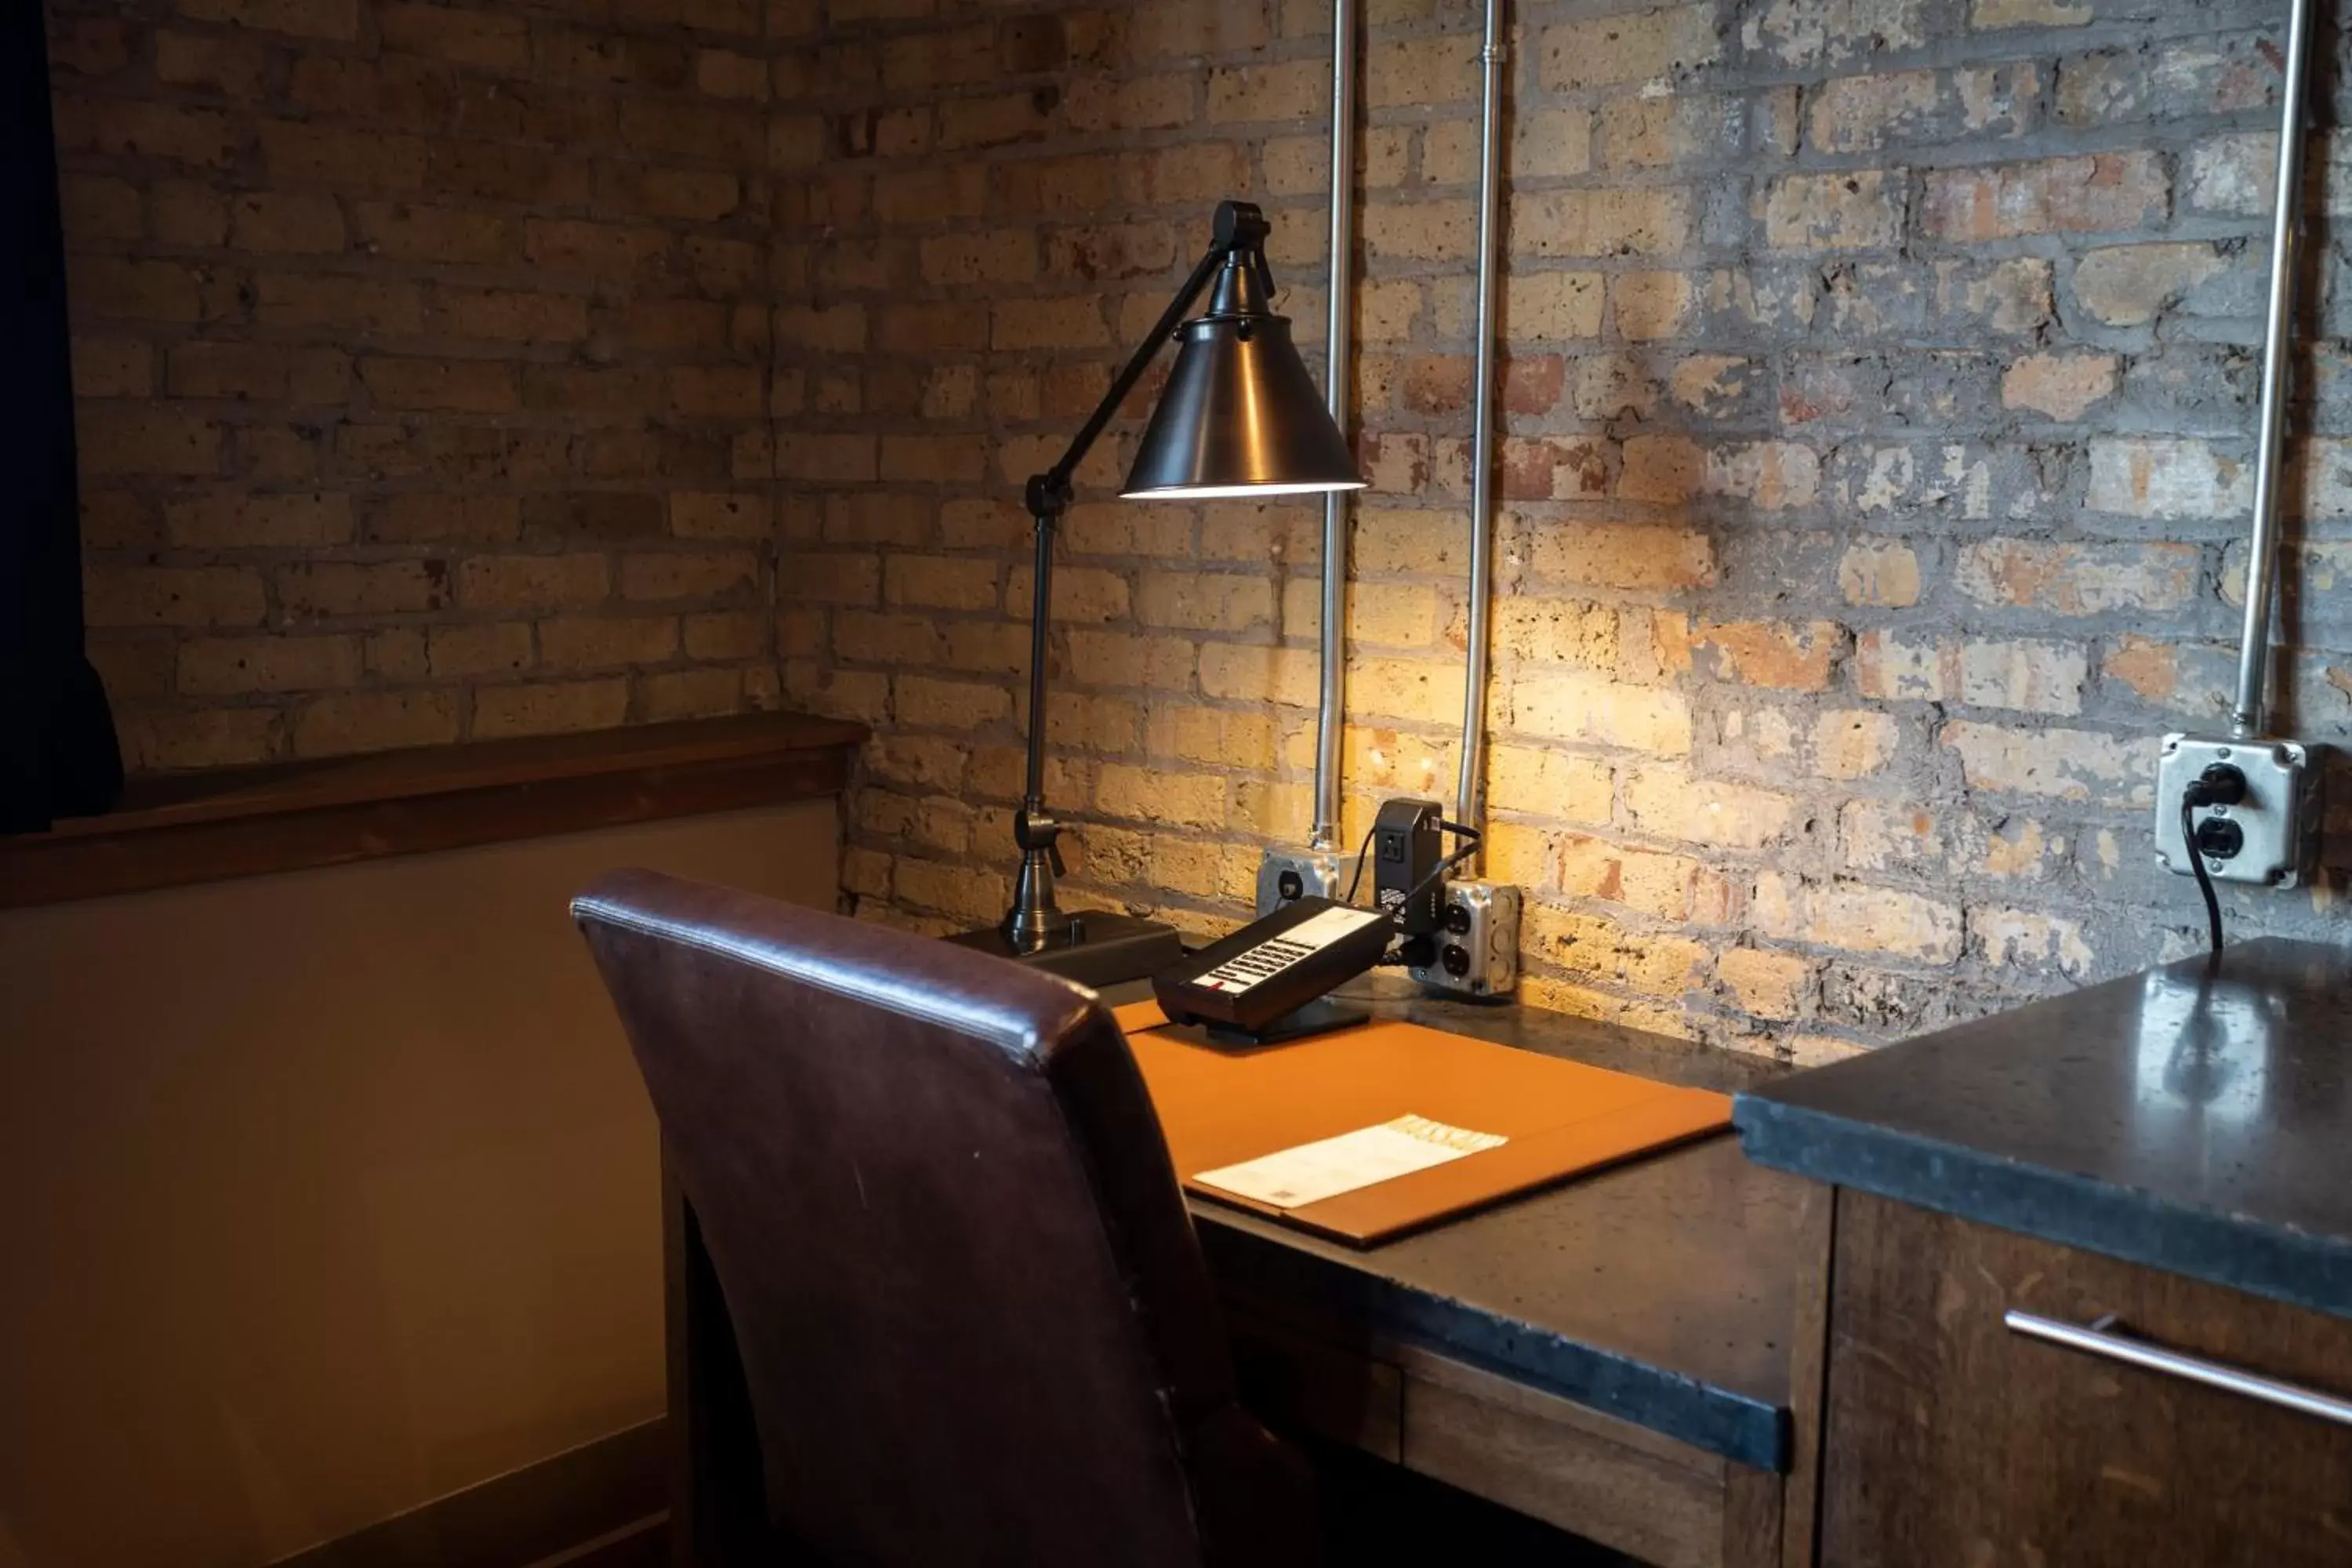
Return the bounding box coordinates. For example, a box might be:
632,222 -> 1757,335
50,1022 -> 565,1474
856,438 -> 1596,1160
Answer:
572,869 -> 1311,1567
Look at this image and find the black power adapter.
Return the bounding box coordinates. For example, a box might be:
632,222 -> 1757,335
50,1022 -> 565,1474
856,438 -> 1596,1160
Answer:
1371,797 -> 1444,935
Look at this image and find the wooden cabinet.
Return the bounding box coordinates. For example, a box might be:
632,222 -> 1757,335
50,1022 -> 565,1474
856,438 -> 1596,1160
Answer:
1818,1192 -> 2352,1566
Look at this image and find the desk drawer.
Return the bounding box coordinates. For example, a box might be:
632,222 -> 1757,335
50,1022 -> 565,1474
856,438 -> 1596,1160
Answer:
1225,1310 -> 1782,1568
1820,1192 -> 2352,1567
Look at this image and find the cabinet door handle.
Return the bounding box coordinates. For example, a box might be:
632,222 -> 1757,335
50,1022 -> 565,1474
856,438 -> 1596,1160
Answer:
2005,1309 -> 2352,1429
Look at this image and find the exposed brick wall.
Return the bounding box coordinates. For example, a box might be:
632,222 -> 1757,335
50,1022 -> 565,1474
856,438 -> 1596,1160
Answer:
55,0 -> 2352,1054
49,0 -> 796,769
777,0 -> 2352,1057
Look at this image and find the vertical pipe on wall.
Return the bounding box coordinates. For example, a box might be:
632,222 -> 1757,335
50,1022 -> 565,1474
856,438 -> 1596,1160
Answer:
1454,0 -> 1506,854
2231,0 -> 2317,739
1312,0 -> 1359,852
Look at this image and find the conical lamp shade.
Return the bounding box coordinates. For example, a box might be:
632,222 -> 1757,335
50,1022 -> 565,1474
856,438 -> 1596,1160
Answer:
1121,262 -> 1362,501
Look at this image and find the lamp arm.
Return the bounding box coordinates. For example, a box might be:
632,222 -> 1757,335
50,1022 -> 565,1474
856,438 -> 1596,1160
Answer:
1011,201 -> 1271,871
1029,234 -> 1236,512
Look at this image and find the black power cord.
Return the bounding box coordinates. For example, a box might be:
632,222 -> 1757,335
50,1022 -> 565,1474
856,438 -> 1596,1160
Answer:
2179,764 -> 2247,957
1342,824 -> 1377,907
2180,792 -> 2223,956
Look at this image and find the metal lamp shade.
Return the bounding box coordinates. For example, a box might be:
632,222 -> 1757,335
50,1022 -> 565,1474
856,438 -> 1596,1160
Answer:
1121,296 -> 1362,501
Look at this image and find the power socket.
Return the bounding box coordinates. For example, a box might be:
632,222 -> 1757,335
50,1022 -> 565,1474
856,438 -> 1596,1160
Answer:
1409,878 -> 1521,999
1255,845 -> 1345,917
2153,734 -> 2321,887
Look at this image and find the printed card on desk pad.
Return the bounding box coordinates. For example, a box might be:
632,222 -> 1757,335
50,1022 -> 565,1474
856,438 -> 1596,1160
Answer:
1193,1115 -> 1507,1209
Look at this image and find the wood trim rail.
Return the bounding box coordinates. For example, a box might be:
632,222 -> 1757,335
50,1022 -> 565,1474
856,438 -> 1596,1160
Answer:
0,712 -> 868,910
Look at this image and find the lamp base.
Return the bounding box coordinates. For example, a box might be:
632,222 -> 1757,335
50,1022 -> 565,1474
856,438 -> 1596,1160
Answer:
945,911 -> 1185,989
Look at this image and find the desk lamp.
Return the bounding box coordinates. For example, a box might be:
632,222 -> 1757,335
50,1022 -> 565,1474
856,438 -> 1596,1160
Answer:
946,200 -> 1363,986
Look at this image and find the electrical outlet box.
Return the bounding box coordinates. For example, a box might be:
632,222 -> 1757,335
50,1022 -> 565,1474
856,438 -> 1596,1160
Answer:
1255,845 -> 1344,917
1410,878 -> 1521,999
2153,734 -> 2321,887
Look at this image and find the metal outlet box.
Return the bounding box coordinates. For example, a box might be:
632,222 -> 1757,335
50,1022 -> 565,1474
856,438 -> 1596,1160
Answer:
2153,734 -> 2321,887
1410,878 -> 1521,999
1255,845 -> 1345,918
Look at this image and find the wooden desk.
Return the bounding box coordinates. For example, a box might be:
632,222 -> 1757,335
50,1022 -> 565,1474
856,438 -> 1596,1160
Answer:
665,976 -> 1809,1568
1178,979 -> 1807,1568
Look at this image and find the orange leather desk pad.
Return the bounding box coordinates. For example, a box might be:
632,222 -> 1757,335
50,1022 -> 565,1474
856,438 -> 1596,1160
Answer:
1112,1000 -> 1731,1247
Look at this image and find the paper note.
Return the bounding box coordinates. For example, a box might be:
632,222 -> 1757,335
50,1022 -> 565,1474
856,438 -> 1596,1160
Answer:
1191,904 -> 1387,995
1193,1114 -> 1508,1210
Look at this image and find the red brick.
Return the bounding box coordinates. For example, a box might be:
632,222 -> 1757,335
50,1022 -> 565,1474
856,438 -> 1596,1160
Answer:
76,407 -> 223,476
117,707 -> 281,771
670,365 -> 766,420
1503,356 -> 1567,416
87,638 -> 177,702
229,191 -> 347,255
434,288 -> 592,343
151,182 -> 228,245
522,219 -> 672,278
174,0 -> 358,40
285,53 -> 456,128
458,554 -> 611,612
370,495 -> 523,546
259,121 -> 430,192
1922,152 -> 2168,240
1527,524 -> 1715,590
683,610 -> 768,661
85,565 -> 267,628
293,690 -> 461,757
70,337 -> 151,399
166,492 -> 354,548
468,677 -> 626,738
59,174 -> 143,241
617,168 -> 742,223
538,615 -> 679,670
178,635 -> 362,695
1956,539 -> 2200,615
54,97 -> 238,168
620,98 -> 763,165
638,668 -> 746,721
153,31 -> 273,95
521,365 -> 667,416
1761,171 -> 1904,250
73,259 -> 227,325
613,546 -> 761,606
278,560 -> 450,619
168,342 -> 350,404
379,4 -> 530,70
430,143 -> 595,206
523,493 -> 666,542
1539,5 -> 1719,89
50,16 -> 133,74
82,492 -> 158,550
612,298 -> 730,354
360,357 -> 520,414
253,273 -> 426,334
1693,619 -> 1847,690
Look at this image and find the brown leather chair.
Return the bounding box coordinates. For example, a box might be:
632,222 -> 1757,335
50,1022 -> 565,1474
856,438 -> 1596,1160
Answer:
572,869 -> 1316,1567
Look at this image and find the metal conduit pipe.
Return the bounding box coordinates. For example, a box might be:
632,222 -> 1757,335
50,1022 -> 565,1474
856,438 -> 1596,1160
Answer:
1453,0 -> 1507,861
1312,0 -> 1359,852
2231,0 -> 2318,740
